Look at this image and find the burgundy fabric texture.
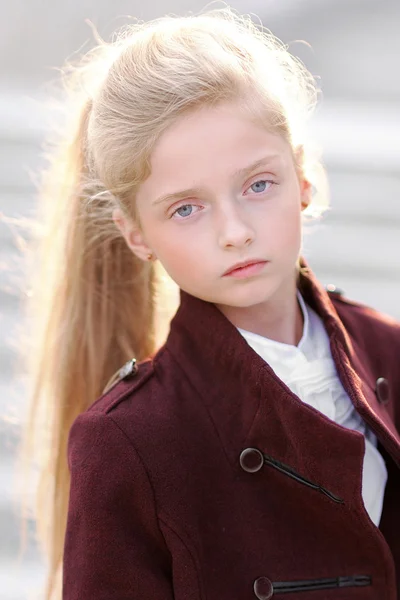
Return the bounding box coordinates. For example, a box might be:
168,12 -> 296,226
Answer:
63,259 -> 400,599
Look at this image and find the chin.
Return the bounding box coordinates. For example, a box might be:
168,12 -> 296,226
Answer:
216,287 -> 274,309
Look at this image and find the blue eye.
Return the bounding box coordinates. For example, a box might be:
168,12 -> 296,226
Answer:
172,204 -> 194,218
250,180 -> 269,193
175,204 -> 193,217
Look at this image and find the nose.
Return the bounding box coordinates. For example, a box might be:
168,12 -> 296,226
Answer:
217,201 -> 255,249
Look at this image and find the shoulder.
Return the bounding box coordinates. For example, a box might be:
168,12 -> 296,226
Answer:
67,347 -> 178,464
325,283 -> 400,347
67,357 -> 160,463
69,345 -> 208,479
86,344 -> 178,421
80,345 -> 190,446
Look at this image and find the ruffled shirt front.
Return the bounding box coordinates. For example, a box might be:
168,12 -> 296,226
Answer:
237,291 -> 388,527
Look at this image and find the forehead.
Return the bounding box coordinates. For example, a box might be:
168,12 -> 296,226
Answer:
145,103 -> 290,186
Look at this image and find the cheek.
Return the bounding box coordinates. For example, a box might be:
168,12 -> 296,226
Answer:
156,227 -> 193,252
152,231 -> 199,276
262,200 -> 302,243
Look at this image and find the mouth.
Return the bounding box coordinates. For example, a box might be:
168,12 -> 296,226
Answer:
223,259 -> 269,277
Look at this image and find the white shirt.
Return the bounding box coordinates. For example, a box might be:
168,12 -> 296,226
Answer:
237,291 -> 388,527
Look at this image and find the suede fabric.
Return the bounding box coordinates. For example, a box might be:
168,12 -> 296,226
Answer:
63,258 -> 400,599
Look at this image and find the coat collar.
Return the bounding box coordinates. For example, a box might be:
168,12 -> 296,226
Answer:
165,257 -> 400,471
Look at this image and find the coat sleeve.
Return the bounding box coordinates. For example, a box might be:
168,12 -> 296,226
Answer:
62,409 -> 174,599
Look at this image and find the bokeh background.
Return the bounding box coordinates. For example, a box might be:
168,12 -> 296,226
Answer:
0,0 -> 399,598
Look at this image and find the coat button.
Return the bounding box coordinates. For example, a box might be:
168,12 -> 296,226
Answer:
326,283 -> 344,296
239,448 -> 264,473
254,576 -> 274,599
375,377 -> 390,405
119,358 -> 138,379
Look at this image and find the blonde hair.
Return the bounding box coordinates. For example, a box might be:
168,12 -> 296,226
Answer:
15,6 -> 329,599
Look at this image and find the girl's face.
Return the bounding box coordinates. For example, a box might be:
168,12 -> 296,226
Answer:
115,101 -> 311,312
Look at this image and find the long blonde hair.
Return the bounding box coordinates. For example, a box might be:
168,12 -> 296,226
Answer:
15,6 -> 329,598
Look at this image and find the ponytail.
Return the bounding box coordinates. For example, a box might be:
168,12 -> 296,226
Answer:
17,88 -> 167,599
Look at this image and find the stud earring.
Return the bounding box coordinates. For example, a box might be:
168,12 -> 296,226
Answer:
147,252 -> 153,261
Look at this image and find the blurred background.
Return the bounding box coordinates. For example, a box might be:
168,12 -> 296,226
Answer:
0,0 -> 399,598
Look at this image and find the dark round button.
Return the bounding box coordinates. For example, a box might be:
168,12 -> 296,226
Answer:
254,576 -> 274,599
239,448 -> 264,473
375,377 -> 390,405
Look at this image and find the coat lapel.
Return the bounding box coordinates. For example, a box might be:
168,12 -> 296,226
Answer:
299,259 -> 400,464
166,257 -> 400,472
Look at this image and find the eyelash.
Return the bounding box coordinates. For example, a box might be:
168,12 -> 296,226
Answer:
169,179 -> 276,220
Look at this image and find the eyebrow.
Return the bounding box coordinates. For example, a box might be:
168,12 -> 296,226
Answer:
152,153 -> 280,206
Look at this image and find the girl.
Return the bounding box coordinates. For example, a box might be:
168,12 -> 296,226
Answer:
19,6 -> 400,600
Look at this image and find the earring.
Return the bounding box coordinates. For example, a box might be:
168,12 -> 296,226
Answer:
147,252 -> 153,261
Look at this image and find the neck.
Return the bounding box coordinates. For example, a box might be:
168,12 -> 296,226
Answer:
214,273 -> 304,347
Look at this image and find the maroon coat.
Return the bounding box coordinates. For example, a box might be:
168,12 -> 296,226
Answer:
62,260 -> 400,599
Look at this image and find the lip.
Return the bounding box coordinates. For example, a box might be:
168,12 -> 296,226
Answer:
223,259 -> 268,276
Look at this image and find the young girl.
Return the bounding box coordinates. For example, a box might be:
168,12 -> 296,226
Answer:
20,6 -> 400,600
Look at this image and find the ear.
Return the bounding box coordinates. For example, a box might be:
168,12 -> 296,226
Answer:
112,208 -> 154,262
300,177 -> 312,211
293,145 -> 312,211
